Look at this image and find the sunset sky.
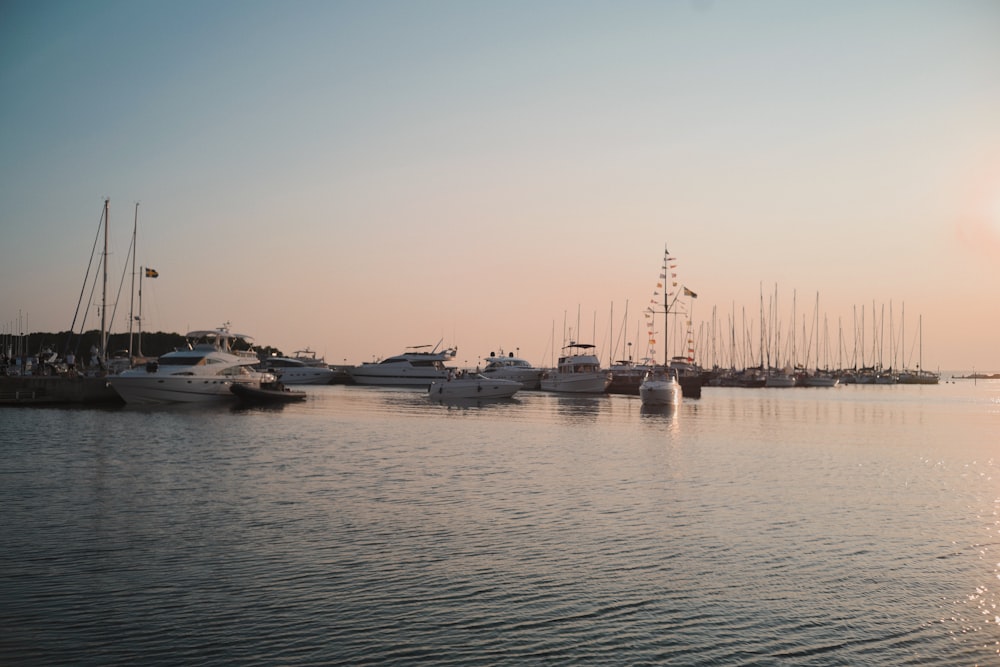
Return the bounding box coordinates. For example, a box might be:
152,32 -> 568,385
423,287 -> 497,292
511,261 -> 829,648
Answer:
2,0 -> 999,372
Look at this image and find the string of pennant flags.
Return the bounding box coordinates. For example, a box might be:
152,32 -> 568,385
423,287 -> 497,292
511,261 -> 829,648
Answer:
644,249 -> 697,362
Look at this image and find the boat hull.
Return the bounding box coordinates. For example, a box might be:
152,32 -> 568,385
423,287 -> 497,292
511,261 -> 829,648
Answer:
639,378 -> 682,406
540,372 -> 611,394
348,368 -> 450,388
802,375 -> 839,387
480,368 -> 543,390
231,382 -> 306,403
765,373 -> 797,388
108,376 -> 260,404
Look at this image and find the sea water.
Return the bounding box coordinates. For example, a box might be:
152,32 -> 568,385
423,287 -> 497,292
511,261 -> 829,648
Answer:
2,381 -> 999,665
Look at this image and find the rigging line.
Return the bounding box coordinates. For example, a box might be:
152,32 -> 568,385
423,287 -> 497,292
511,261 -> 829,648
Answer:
65,202 -> 106,356
108,221 -> 137,341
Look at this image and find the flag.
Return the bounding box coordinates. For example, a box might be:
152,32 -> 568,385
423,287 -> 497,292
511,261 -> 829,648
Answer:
145,268 -> 159,278
683,286 -> 697,298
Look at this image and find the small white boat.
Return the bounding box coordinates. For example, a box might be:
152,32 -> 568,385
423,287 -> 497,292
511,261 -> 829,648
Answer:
428,373 -> 521,399
480,350 -> 543,389
639,366 -> 682,407
348,341 -> 457,388
539,343 -> 612,394
108,327 -> 275,404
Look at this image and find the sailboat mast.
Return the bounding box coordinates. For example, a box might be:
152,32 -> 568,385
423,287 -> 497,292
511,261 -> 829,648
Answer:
663,246 -> 670,366
128,203 -> 138,359
100,198 -> 109,368
918,314 -> 923,371
138,265 -> 144,357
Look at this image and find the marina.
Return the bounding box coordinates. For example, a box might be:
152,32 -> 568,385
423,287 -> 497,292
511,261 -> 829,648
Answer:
3,3 -> 998,664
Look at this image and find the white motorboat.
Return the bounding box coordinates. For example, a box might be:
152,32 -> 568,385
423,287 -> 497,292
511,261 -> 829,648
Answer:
348,342 -> 457,388
258,355 -> 336,384
428,372 -> 521,399
480,350 -> 543,389
108,327 -> 276,404
539,344 -> 612,394
639,366 -> 682,406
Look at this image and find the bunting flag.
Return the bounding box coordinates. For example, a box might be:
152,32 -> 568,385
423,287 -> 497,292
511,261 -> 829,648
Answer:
145,268 -> 159,278
683,286 -> 697,298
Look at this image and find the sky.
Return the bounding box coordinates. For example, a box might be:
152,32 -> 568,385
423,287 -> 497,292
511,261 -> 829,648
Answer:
2,0 -> 999,372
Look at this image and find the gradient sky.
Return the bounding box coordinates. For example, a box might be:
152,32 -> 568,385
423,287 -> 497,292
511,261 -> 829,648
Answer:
2,0 -> 998,371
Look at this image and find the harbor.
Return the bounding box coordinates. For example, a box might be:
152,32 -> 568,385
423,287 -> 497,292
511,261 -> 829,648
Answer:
4,2 -> 998,664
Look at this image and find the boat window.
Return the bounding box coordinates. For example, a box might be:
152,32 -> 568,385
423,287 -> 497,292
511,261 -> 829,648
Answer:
158,355 -> 207,366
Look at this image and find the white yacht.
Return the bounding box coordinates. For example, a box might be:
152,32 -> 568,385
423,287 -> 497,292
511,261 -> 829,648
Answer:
108,328 -> 275,404
428,372 -> 521,400
639,366 -> 682,406
480,350 -> 543,390
348,342 -> 457,388
258,355 -> 336,384
539,344 -> 612,394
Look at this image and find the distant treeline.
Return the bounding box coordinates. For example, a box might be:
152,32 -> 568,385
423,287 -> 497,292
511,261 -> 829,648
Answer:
3,330 -> 284,360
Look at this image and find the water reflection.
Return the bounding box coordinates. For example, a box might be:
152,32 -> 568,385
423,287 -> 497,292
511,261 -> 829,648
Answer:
640,402 -> 678,419
551,395 -> 606,422
428,396 -> 521,411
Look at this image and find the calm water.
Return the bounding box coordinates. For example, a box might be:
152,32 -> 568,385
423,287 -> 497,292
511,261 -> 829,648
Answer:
3,381 -> 1000,665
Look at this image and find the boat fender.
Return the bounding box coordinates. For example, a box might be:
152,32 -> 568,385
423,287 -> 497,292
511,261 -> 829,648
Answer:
145,361 -> 159,373
438,386 -> 443,394
477,384 -> 482,392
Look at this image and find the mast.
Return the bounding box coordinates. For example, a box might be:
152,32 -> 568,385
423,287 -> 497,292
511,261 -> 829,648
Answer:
663,245 -> 671,366
815,292 -> 820,372
918,314 -> 923,371
128,203 -> 138,359
138,264 -> 144,357
100,198 -> 109,368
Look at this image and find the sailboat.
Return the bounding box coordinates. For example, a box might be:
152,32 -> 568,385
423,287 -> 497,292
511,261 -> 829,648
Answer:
898,314 -> 940,384
801,292 -> 838,387
639,245 -> 683,407
0,199 -> 122,404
